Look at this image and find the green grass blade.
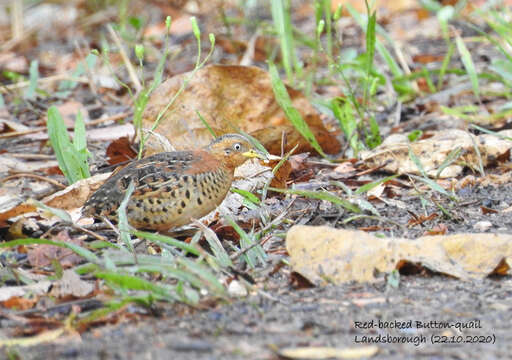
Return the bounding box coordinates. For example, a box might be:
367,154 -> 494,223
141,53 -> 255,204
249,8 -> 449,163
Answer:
270,187 -> 361,213
47,106 -> 74,183
72,111 -> 91,179
118,181 -> 136,254
196,111 -> 217,138
199,227 -> 232,268
354,175 -> 398,195
470,124 -> 512,141
366,115 -> 382,149
331,98 -> 358,153
95,271 -> 178,301
269,62 -> 326,157
28,199 -> 72,223
47,106 -> 89,184
225,217 -> 266,268
408,147 -> 428,178
25,60 -> 39,99
271,0 -> 299,82
410,175 -> 458,201
435,146 -> 462,179
455,34 -> 480,100
132,230 -> 200,256
364,8 -> 376,104
176,258 -> 226,295
0,238 -> 100,264
437,42 -> 455,90
231,188 -> 260,205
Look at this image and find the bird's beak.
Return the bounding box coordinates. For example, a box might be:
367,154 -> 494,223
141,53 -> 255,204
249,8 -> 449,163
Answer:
242,149 -> 267,160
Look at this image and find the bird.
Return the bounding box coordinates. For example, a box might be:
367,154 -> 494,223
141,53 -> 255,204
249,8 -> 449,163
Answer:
82,134 -> 264,231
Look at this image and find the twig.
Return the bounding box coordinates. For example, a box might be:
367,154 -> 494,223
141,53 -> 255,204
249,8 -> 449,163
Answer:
75,39 -> 98,95
0,127 -> 45,139
106,24 -> 142,92
101,216 -> 120,237
240,28 -> 261,66
1,173 -> 66,189
8,153 -> 55,160
0,74 -> 89,94
86,111 -> 131,126
392,41 -> 419,93
71,223 -> 108,242
11,0 -> 23,40
230,234 -> 270,261
0,111 -> 130,139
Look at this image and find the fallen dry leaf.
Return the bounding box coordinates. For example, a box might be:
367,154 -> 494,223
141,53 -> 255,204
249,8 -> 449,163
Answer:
0,195 -> 37,227
27,230 -> 85,268
286,225 -> 512,285
106,136 -> 137,165
42,172 -> 111,211
142,64 -> 340,155
268,159 -> 292,189
0,281 -> 52,302
85,124 -> 135,142
0,328 -> 65,348
332,0 -> 417,14
361,129 -> 512,177
279,345 -> 379,360
0,155 -> 59,173
49,269 -> 94,298
0,119 -> 31,134
44,100 -> 89,127
1,296 -> 37,310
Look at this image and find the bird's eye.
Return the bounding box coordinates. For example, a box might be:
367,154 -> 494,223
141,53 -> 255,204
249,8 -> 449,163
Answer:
233,143 -> 242,151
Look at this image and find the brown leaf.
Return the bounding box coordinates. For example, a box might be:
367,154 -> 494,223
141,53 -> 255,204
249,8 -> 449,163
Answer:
269,159 -> 292,189
1,296 -> 37,310
27,230 -> 84,268
43,172 -> 111,211
0,281 -> 52,302
0,199 -> 36,227
49,269 -> 94,298
142,64 -> 340,155
106,136 -> 137,165
44,100 -> 89,127
361,129 -> 512,177
0,52 -> 28,73
423,223 -> 448,236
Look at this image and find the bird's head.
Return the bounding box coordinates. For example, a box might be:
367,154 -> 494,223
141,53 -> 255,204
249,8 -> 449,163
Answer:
207,133 -> 265,170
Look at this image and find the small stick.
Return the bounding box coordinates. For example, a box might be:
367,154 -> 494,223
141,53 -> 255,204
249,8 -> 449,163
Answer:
0,111 -> 130,139
230,234 -> 271,261
0,74 -> 89,94
71,223 -> 108,242
11,0 -> 23,40
107,24 -> 142,92
1,173 -> 66,188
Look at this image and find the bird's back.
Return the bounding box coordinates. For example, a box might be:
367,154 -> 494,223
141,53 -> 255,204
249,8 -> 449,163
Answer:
83,150 -> 233,230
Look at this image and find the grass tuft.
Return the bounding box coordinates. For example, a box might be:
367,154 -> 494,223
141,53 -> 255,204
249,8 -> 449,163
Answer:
47,106 -> 91,184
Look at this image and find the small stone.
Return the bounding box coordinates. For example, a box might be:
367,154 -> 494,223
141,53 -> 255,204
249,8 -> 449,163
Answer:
227,280 -> 247,297
473,221 -> 493,232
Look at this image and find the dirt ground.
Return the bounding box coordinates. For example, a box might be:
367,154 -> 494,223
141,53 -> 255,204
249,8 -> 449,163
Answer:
13,277 -> 512,360
2,2 -> 512,359
8,183 -> 512,360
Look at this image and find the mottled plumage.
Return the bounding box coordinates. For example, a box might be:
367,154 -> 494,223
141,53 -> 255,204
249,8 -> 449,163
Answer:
83,134 -> 261,230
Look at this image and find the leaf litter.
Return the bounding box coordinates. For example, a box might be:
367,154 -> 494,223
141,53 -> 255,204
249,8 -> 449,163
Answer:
2,0 -> 512,358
